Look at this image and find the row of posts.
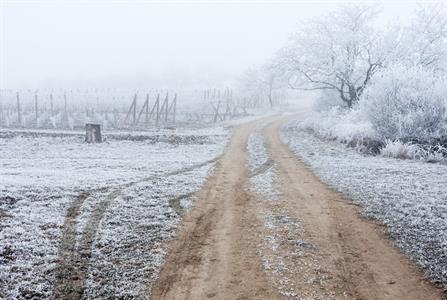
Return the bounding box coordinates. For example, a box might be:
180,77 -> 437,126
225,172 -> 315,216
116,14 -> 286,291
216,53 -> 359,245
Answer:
124,93 -> 177,128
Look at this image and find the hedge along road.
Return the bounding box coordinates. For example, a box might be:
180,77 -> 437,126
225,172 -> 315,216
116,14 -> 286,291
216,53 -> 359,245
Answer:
150,115 -> 442,300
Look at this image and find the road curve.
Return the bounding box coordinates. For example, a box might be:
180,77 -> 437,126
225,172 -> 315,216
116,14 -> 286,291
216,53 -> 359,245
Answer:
150,116 -> 442,300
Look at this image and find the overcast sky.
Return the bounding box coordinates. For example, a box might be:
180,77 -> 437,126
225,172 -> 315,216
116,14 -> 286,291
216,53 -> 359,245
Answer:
1,0 -> 418,89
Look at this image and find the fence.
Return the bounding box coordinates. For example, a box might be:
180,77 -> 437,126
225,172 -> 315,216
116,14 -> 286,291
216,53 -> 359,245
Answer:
0,87 -> 292,130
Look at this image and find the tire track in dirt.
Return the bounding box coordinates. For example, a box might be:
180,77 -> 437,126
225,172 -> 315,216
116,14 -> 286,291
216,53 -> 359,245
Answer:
150,117 -> 281,300
262,117 -> 443,300
151,115 -> 443,300
55,115 -> 443,299
54,158 -> 219,300
54,191 -> 92,299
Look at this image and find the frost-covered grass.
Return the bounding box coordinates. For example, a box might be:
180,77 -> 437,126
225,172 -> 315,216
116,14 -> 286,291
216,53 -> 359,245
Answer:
84,164 -> 213,299
0,127 -> 228,300
247,123 -> 334,299
300,107 -> 447,162
299,108 -> 377,144
282,119 -> 447,291
380,140 -> 422,160
246,123 -> 279,201
247,124 -> 270,171
258,209 -> 337,300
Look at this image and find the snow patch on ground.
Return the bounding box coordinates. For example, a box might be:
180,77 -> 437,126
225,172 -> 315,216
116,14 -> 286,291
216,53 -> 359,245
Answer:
281,119 -> 447,291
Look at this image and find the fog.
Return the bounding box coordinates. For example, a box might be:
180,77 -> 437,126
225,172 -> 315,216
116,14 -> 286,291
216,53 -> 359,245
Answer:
1,0 -> 415,89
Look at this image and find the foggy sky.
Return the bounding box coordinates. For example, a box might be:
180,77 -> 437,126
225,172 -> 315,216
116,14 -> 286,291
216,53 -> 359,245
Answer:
1,0 -> 416,89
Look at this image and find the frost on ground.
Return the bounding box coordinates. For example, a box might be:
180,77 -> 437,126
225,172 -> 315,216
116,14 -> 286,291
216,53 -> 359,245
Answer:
0,127 -> 228,300
259,211 -> 336,300
247,123 -> 279,200
246,124 -> 334,299
83,164 -> 212,299
281,119 -> 447,291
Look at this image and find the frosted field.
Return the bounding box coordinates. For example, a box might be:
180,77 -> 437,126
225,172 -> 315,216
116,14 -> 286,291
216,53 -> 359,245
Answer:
0,127 -> 228,299
281,119 -> 447,291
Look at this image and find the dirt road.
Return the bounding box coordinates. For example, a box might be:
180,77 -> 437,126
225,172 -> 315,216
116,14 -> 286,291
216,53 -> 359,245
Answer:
151,116 -> 442,300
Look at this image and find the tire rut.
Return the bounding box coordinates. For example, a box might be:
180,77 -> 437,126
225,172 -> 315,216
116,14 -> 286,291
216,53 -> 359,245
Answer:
54,158 -> 219,300
150,117 -> 281,300
262,117 -> 443,300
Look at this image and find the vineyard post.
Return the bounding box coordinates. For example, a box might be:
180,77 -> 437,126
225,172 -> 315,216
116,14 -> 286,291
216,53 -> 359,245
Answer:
35,93 -> 39,126
124,94 -> 137,127
50,93 -> 54,117
155,94 -> 161,127
171,93 -> 177,123
144,94 -> 149,127
64,91 -> 68,116
64,91 -> 68,128
136,94 -> 149,127
0,91 -> 3,125
133,94 -> 137,125
164,93 -> 169,123
16,92 -> 22,126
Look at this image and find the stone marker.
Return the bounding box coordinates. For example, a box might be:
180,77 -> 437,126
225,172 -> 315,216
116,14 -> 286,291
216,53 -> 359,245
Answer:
85,123 -> 102,143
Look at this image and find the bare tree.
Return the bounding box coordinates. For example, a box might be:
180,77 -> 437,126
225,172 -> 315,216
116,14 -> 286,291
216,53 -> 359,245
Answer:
277,3 -> 385,108
239,64 -> 284,108
406,3 -> 447,71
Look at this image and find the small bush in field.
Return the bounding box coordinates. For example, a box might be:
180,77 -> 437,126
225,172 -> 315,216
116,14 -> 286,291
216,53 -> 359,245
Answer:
359,64 -> 447,140
380,140 -> 421,159
299,107 -> 377,144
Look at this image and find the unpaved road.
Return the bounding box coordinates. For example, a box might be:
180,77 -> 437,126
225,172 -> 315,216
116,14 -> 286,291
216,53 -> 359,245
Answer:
151,116 -> 442,300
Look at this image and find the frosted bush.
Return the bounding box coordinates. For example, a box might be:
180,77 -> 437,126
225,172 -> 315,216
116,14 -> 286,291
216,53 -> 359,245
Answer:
380,140 -> 421,159
300,107 -> 377,144
359,65 -> 447,140
417,144 -> 447,162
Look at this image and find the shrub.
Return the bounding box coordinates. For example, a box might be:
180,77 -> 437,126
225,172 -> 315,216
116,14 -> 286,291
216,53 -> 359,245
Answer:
379,140 -> 421,159
379,139 -> 447,161
359,64 -> 447,140
299,107 -> 377,144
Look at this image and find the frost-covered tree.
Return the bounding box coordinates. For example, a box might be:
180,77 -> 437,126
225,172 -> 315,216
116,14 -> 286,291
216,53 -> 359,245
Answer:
277,3 -> 387,108
359,64 -> 447,140
356,4 -> 447,140
407,3 -> 447,71
239,64 -> 284,108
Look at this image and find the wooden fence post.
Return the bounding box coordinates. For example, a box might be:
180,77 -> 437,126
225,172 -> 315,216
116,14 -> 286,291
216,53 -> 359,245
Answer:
124,94 -> 137,127
136,94 -> 149,127
168,93 -> 177,124
35,93 -> 39,126
64,91 -> 68,116
0,93 -> 2,126
155,94 -> 160,127
16,92 -> 22,126
50,93 -> 54,117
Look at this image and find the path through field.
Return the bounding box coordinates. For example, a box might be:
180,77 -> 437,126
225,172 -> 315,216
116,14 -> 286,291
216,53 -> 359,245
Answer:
151,116 -> 442,300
